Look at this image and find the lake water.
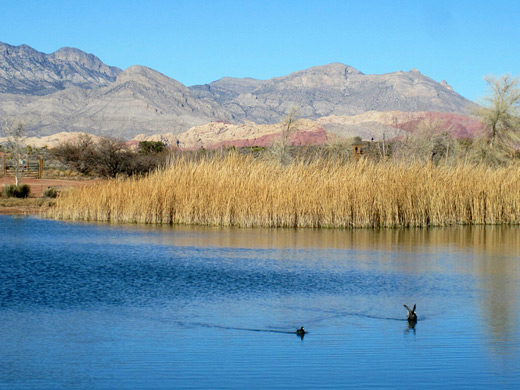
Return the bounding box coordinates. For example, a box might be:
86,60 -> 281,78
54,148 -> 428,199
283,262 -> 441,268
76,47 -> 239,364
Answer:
1,215 -> 519,389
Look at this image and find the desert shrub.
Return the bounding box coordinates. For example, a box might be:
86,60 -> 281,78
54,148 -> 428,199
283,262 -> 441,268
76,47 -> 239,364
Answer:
249,146 -> 267,153
42,187 -> 58,198
3,185 -> 18,198
52,136 -> 169,178
3,184 -> 31,198
138,141 -> 165,154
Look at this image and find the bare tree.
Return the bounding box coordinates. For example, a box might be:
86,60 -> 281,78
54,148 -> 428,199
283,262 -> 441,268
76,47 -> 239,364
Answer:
391,115 -> 456,164
476,74 -> 520,163
94,137 -> 134,178
1,119 -> 27,186
51,134 -> 97,175
271,107 -> 299,164
52,135 -> 167,178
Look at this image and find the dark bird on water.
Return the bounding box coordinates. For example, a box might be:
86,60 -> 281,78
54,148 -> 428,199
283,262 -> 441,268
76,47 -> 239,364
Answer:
404,304 -> 417,322
296,326 -> 306,336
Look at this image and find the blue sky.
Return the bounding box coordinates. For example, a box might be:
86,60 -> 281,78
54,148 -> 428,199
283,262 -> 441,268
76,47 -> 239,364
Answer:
1,0 -> 519,101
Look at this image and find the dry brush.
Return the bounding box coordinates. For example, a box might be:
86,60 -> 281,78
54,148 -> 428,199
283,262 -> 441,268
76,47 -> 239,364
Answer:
49,154 -> 520,228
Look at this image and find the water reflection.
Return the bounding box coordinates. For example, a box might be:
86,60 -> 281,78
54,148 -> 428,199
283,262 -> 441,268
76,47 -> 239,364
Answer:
106,224 -> 520,255
1,216 -> 520,388
476,254 -> 520,361
405,321 -> 416,334
65,222 -> 520,359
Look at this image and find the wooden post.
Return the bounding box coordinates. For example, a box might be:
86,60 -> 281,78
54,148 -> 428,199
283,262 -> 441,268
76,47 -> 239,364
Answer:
38,156 -> 43,179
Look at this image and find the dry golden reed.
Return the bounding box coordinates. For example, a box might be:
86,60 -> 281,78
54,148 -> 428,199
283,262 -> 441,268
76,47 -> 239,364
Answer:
49,154 -> 520,228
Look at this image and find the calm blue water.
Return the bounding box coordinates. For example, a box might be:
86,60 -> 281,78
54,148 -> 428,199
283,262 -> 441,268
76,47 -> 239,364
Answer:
1,215 -> 519,389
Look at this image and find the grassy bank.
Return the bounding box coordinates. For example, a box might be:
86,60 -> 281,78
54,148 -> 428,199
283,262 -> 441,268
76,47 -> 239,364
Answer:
49,154 -> 520,228
0,197 -> 55,215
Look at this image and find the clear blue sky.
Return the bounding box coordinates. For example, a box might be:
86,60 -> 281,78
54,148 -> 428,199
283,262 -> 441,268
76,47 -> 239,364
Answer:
1,0 -> 518,101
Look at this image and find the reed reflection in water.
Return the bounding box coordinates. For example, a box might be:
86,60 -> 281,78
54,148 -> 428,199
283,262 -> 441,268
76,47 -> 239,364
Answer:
0,216 -> 519,389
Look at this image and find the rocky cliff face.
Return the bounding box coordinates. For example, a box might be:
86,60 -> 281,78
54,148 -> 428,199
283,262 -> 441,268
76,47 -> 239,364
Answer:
0,42 -> 478,140
1,65 -> 233,138
190,77 -> 264,103
0,42 -> 122,95
191,64 -> 474,124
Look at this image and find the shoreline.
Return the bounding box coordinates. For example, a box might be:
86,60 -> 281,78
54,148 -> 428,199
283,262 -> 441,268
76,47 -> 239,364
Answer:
0,198 -> 52,216
1,177 -> 98,216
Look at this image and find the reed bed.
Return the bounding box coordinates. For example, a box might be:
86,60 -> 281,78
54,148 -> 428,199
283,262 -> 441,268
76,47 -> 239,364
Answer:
49,154 -> 520,228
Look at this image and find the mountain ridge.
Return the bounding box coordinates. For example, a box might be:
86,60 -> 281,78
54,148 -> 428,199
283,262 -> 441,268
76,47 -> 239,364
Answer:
0,42 -> 122,95
0,42 -> 477,140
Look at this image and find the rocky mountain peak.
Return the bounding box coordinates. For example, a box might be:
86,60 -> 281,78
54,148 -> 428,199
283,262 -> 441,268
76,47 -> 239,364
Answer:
189,76 -> 265,103
265,63 -> 363,89
51,47 -> 120,78
1,42 -> 38,56
0,42 -> 477,140
0,41 -> 121,95
440,80 -> 454,91
208,77 -> 264,94
53,46 -> 91,60
308,62 -> 364,76
115,65 -> 187,91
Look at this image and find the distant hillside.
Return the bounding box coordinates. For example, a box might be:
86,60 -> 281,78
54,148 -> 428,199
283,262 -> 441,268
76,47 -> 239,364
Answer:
131,111 -> 483,151
190,63 -> 475,124
0,42 -> 121,95
0,42 -> 478,140
131,119 -> 333,150
0,65 -> 233,138
190,77 -> 264,103
317,111 -> 484,140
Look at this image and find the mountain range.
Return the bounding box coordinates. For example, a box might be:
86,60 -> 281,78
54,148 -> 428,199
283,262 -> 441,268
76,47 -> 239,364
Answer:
0,41 -> 479,143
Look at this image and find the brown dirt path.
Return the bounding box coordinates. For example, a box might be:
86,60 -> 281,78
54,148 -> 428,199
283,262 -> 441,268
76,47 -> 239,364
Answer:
0,177 -> 98,197
0,177 -> 99,215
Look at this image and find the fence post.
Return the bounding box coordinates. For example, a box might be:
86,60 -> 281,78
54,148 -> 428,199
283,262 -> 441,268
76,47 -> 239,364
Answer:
38,156 -> 43,179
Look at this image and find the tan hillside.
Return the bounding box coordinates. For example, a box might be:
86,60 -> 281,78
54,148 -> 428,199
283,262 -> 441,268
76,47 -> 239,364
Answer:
133,119 -> 334,150
318,111 -> 484,139
8,110 -> 484,150
0,132 -> 103,149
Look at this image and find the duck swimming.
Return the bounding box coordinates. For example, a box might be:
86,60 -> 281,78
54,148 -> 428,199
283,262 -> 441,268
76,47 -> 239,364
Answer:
403,304 -> 417,322
296,326 -> 306,336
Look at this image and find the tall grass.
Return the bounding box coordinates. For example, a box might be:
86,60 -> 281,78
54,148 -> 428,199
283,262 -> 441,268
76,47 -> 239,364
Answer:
49,153 -> 520,228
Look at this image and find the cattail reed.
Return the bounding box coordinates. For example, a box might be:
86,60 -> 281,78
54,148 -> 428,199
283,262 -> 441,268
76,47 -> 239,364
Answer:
48,154 -> 520,228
